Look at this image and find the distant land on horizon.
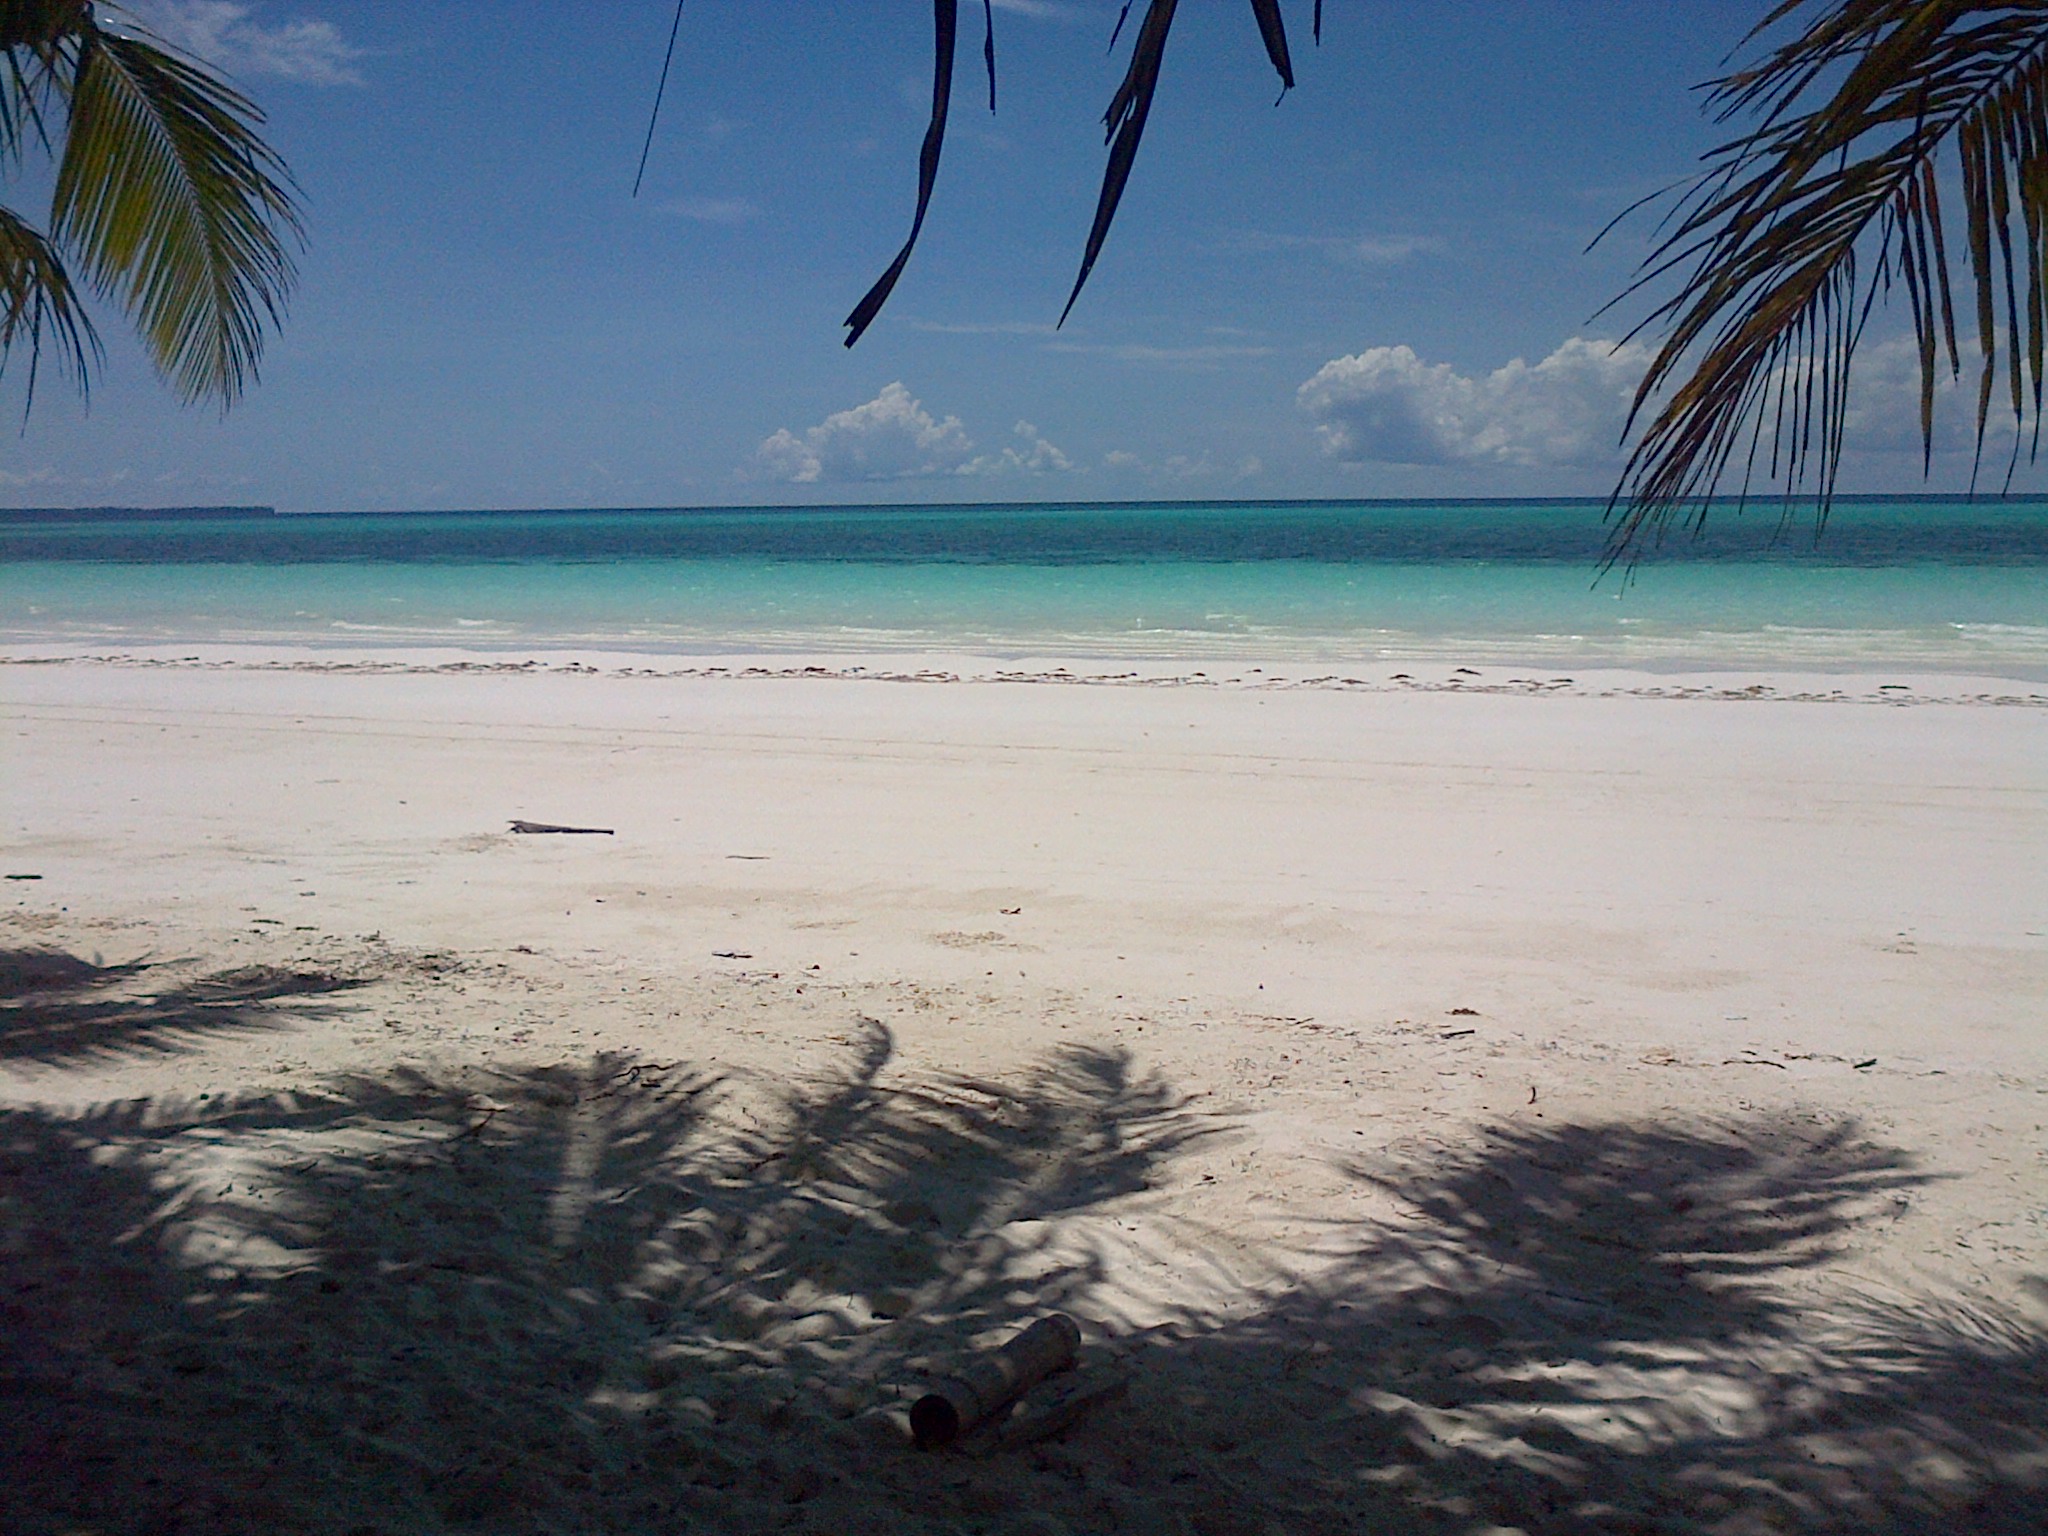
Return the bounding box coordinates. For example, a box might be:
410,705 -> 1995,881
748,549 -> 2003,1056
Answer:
0,505 -> 277,522
2,494 -> 2046,524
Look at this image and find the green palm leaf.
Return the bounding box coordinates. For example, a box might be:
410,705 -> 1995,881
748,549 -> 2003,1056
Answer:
0,199 -> 96,406
53,21 -> 301,406
0,0 -> 300,411
1612,1 -> 2048,556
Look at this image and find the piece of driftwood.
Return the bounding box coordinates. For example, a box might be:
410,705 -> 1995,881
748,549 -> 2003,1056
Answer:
909,1313 -> 1081,1450
508,820 -> 614,835
990,1363 -> 1131,1449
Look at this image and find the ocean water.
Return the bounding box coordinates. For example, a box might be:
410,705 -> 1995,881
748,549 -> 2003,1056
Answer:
3,499 -> 2045,674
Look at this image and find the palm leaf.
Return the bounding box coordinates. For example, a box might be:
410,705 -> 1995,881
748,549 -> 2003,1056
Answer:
0,6 -> 67,170
0,0 -> 87,54
49,21 -> 301,406
1059,0 -> 1180,329
1248,0 -> 1297,92
0,1 -> 91,411
981,0 -> 996,113
842,0 -> 1303,344
1610,1 -> 2048,558
843,0 -> 962,348
630,0 -> 686,199
1059,0 -> 1300,328
0,200 -> 97,409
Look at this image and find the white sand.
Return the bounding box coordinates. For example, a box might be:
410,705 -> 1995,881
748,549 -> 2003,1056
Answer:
4,652 -> 2045,1535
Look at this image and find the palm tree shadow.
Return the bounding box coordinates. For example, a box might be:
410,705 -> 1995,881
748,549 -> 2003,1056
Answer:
0,944 -> 363,1068
1156,1117 -> 2047,1533
0,946 -> 150,999
0,1022 -> 1217,1533
3,1040 -> 2043,1535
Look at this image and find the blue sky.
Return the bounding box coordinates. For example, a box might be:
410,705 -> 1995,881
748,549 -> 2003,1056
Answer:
4,0 -> 2036,512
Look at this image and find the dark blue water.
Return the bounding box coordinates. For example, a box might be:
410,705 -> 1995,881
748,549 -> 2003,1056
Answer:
4,497 -> 2045,565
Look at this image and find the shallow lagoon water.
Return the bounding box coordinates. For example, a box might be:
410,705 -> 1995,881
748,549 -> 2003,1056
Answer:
4,499 -> 2044,672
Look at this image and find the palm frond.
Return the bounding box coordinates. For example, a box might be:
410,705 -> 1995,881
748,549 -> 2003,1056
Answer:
1611,1 -> 2048,558
1059,0 -> 1181,328
0,0 -> 87,53
1059,0 -> 1298,327
0,14 -> 65,170
839,0 -> 1303,345
981,0 -> 996,112
1248,0 -> 1297,93
843,0 -> 962,348
0,200 -> 98,410
49,21 -> 301,406
630,0 -> 686,199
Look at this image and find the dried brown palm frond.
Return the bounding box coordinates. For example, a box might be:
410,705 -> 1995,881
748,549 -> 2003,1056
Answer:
0,0 -> 302,410
1610,1 -> 2048,558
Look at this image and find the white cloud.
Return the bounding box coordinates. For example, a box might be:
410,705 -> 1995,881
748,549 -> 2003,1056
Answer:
1232,230 -> 1442,267
0,465 -> 263,498
663,197 -> 759,225
1298,337 -> 1652,468
1348,235 -> 1442,265
1298,328 -> 2046,484
754,384 -> 1072,484
0,465 -> 137,490
989,0 -> 1082,19
1095,449 -> 1262,482
116,1 -> 364,85
964,420 -> 1071,475
908,319 -> 1056,336
1044,341 -> 1276,365
1836,332 -> 2039,457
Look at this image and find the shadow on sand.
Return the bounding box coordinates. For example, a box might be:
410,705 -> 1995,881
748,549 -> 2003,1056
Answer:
0,945 -> 362,1069
1,949 -> 2043,1534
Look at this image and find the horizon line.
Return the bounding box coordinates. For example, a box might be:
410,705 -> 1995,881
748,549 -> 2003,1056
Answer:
8,491 -> 2046,520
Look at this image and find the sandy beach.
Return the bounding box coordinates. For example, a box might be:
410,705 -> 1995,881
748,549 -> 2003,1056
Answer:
5,651 -> 2046,1535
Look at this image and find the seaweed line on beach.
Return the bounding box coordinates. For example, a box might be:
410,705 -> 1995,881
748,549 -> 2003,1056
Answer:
5,652 -> 2045,707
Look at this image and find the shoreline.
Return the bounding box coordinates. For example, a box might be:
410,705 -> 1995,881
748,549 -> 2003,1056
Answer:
7,640 -> 2048,702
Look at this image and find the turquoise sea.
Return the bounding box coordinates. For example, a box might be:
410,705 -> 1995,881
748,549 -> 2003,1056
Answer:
2,498 -> 2045,675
